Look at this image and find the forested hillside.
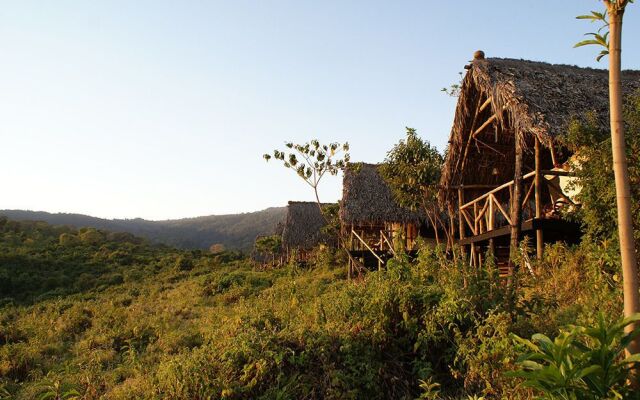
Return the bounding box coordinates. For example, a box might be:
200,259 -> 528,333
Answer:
0,208 -> 286,251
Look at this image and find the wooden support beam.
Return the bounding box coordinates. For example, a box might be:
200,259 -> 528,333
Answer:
380,230 -> 396,257
535,139 -> 544,259
478,96 -> 493,113
472,114 -> 497,138
461,208 -> 477,236
475,198 -> 490,223
458,187 -> 466,257
521,179 -> 535,210
352,229 -> 384,267
492,194 -> 512,225
487,197 -> 495,231
475,138 -> 506,157
473,202 -> 478,235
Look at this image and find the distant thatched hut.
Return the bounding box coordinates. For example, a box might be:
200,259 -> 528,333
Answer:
440,52 -> 640,272
340,163 -> 430,269
281,201 -> 333,261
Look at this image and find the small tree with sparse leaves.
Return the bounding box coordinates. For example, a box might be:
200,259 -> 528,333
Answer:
263,140 -> 350,220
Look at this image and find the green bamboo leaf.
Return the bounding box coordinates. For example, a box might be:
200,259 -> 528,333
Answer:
576,365 -> 603,379
574,39 -> 602,48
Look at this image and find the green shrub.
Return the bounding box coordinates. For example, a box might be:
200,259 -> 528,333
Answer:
510,314 -> 640,399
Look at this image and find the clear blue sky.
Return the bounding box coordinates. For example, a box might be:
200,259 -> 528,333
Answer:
2,1 -> 639,220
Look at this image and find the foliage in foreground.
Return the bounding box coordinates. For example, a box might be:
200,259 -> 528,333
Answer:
0,217 -> 627,399
511,314 -> 640,399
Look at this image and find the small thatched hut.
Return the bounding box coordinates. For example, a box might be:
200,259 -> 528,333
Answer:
440,52 -> 640,271
341,163 -> 431,268
281,201 -> 333,261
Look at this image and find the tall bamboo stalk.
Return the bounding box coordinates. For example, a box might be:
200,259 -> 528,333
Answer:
606,1 -> 640,359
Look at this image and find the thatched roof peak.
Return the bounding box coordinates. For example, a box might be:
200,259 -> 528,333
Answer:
440,55 -> 640,197
466,57 -> 640,144
340,163 -> 422,225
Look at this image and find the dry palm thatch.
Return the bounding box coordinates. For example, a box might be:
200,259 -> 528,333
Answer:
281,201 -> 333,250
340,163 -> 422,226
440,56 -> 640,204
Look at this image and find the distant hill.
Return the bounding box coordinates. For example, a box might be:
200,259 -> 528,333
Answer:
0,208 -> 286,251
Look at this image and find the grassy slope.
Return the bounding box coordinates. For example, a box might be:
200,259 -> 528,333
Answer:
0,218 -> 624,399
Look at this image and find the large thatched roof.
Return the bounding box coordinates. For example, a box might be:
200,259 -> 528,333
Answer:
440,56 -> 640,201
281,201 -> 331,249
340,163 -> 422,225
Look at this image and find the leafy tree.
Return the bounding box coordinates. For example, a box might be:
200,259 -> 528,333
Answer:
379,128 -> 446,246
562,93 -> 640,245
263,140 -> 350,220
575,0 -> 640,361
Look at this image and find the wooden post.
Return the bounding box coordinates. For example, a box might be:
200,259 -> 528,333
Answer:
488,195 -> 495,255
534,138 -> 543,259
448,203 -> 456,256
458,187 -> 466,257
509,135 -> 524,275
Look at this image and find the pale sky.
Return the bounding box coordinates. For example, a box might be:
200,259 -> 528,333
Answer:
2,1 -> 639,220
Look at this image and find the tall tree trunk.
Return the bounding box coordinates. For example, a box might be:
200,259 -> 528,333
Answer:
509,135 -> 524,275
607,3 -> 640,359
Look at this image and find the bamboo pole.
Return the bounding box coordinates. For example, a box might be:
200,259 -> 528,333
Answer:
606,1 -> 640,361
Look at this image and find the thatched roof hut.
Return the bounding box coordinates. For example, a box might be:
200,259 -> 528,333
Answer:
440,55 -> 640,203
281,201 -> 331,250
340,163 -> 422,226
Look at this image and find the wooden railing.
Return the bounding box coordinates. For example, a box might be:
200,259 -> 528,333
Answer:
459,170 -> 577,237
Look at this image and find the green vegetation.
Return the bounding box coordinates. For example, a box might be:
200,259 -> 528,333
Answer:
511,314 -> 640,399
0,214 -> 632,399
380,127 -> 446,246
